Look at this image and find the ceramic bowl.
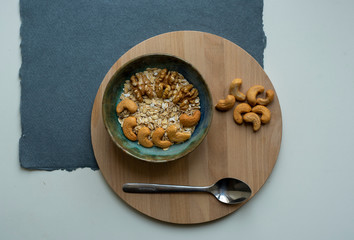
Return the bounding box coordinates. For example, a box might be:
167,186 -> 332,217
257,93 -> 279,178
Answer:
102,54 -> 213,162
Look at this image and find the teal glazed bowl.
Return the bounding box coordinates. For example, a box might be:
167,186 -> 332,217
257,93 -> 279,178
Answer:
102,54 -> 213,162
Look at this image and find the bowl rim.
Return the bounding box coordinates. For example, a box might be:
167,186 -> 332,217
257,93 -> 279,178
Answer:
102,53 -> 213,163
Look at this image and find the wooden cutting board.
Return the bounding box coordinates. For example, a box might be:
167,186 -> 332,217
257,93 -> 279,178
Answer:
91,31 -> 282,224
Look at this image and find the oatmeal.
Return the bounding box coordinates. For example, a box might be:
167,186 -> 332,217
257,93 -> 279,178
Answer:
117,68 -> 201,149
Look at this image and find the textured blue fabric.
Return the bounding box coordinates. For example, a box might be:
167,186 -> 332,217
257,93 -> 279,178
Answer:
19,0 -> 266,171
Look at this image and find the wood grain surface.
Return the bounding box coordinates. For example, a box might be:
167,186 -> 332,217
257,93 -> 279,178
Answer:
91,31 -> 282,224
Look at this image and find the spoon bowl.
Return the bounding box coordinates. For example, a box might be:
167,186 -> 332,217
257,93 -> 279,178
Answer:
209,178 -> 252,204
123,178 -> 252,204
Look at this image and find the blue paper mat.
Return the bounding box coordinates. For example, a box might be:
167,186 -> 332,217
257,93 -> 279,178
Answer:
19,0 -> 266,171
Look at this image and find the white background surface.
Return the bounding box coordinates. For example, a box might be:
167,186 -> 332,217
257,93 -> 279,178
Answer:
1,0 -> 354,239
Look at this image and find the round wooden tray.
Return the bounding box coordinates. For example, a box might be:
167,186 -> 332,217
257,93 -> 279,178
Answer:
91,31 -> 282,224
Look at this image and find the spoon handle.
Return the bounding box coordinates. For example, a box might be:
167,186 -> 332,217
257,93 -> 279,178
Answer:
123,183 -> 209,193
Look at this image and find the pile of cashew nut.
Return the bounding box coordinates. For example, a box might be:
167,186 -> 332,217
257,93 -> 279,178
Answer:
215,78 -> 274,132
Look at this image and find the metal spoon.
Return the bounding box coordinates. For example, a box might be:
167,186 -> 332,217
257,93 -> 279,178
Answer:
122,178 -> 252,204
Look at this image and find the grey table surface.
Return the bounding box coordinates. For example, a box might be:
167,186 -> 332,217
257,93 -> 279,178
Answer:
1,0 -> 354,239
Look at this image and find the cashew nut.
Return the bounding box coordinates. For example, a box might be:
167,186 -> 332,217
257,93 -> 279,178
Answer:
243,112 -> 261,132
229,78 -> 246,102
166,125 -> 191,143
152,128 -> 172,149
137,127 -> 153,148
122,116 -> 137,141
256,89 -> 275,106
246,85 -> 265,106
116,99 -> 138,114
233,103 -> 252,124
252,105 -> 271,124
215,95 -> 236,111
179,110 -> 201,127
